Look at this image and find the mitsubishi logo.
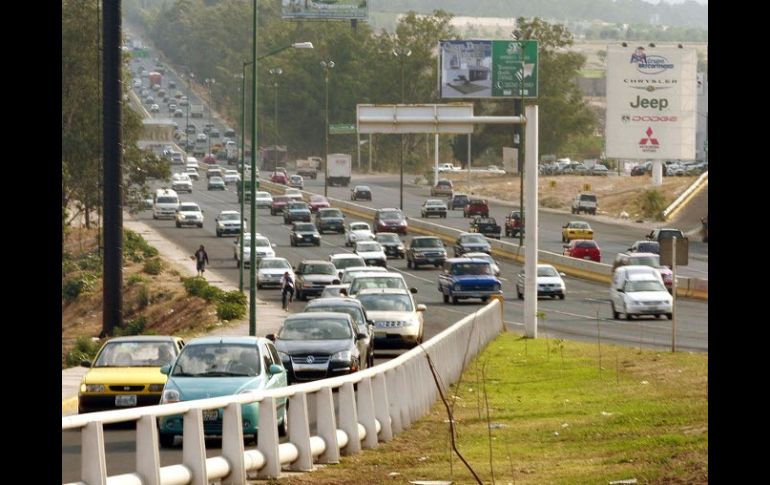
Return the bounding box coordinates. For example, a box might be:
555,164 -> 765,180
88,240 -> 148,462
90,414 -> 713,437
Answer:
306,355 -> 315,364
639,127 -> 659,146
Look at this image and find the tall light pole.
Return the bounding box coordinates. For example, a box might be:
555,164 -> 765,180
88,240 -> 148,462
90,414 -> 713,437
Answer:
321,60 -> 335,197
269,67 -> 283,145
237,62 -> 252,293
393,47 -> 411,210
205,78 -> 216,154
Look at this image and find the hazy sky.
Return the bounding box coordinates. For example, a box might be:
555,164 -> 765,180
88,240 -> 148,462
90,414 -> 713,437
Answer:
640,0 -> 707,4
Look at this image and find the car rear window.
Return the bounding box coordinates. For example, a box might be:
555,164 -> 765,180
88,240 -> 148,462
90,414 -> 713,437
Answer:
580,195 -> 597,202
576,241 -> 598,248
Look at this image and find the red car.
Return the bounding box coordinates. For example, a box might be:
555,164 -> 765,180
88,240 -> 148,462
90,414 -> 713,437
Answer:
270,195 -> 292,215
563,239 -> 601,262
270,171 -> 288,184
463,198 -> 489,218
309,195 -> 330,213
203,154 -> 217,165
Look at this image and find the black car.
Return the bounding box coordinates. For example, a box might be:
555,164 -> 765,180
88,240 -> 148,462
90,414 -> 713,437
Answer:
303,298 -> 375,368
283,201 -> 311,224
315,208 -> 346,234
267,312 -> 367,384
351,185 -> 372,201
449,193 -> 470,210
290,222 -> 321,247
628,240 -> 660,254
294,260 -> 340,300
469,217 -> 501,239
375,232 -> 405,259
406,236 -> 447,269
454,233 -> 491,256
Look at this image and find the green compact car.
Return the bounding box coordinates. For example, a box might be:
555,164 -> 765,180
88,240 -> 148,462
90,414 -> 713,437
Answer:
158,336 -> 288,447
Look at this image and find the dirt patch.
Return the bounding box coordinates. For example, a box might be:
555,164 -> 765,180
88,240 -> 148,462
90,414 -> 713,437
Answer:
447,173 -> 696,220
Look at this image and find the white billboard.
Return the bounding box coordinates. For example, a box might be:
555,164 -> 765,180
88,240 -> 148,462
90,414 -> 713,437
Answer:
605,45 -> 697,160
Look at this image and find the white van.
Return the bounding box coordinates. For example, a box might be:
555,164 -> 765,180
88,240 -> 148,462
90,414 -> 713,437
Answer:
610,265 -> 672,320
153,188 -> 179,220
186,156 -> 199,169
171,173 -> 193,193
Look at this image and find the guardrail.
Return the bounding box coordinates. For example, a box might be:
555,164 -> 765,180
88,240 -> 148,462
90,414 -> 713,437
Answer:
662,170 -> 708,220
62,300 -> 504,484
261,179 -> 707,300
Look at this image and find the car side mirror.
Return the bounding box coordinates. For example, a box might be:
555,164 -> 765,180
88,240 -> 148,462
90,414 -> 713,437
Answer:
356,332 -> 368,340
268,364 -> 284,375
560,272 -> 566,277
416,304 -> 427,312
160,363 -> 171,375
271,243 -> 277,248
80,360 -> 92,368
266,333 -> 276,342
339,271 -> 344,279
410,287 -> 418,294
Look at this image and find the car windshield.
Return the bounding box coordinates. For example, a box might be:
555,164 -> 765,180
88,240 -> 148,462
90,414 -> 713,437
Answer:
576,241 -> 598,248
279,318 -> 352,340
172,343 -> 260,377
254,237 -> 269,247
631,255 -> 660,266
179,205 -> 199,212
350,276 -> 407,293
288,202 -> 308,210
380,212 -> 403,220
256,192 -> 271,198
580,195 -> 597,201
659,230 -> 683,239
412,238 -> 443,248
300,263 -> 336,275
356,242 -> 381,252
460,235 -> 486,244
219,213 -> 239,221
321,209 -> 343,218
306,305 -> 365,327
157,196 -> 177,204
274,196 -> 290,203
625,280 -> 666,293
311,196 -> 327,203
468,254 -> 492,264
426,200 -> 444,206
376,234 -> 400,243
451,262 -> 492,276
355,186 -> 370,191
294,223 -> 316,232
454,196 -> 468,202
351,223 -> 370,231
537,266 -> 559,277
94,341 -> 176,367
260,259 -> 290,269
357,294 -> 414,312
570,222 -> 590,229
332,257 -> 366,270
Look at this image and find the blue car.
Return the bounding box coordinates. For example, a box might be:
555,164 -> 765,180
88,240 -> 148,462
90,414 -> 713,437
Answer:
158,336 -> 288,447
437,258 -> 503,304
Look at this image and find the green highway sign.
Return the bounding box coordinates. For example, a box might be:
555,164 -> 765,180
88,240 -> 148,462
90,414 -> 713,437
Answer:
492,40 -> 538,98
329,123 -> 356,135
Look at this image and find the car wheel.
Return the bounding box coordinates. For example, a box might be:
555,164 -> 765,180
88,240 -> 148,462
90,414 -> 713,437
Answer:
407,259 -> 413,269
481,296 -> 489,303
516,288 -> 523,300
451,295 -> 459,305
611,303 -> 619,319
198,223 -> 203,228
315,241 -> 321,246
159,433 -> 177,448
443,292 -> 449,303
626,311 -> 633,320
559,294 -> 565,300
278,401 -> 289,437
666,313 -> 673,320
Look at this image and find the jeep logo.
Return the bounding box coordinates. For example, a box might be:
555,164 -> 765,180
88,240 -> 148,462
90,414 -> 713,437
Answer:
629,96 -> 668,111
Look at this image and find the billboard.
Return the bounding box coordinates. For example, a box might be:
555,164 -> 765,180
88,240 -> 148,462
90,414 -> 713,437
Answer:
439,40 -> 538,99
605,45 -> 697,160
282,0 -> 368,20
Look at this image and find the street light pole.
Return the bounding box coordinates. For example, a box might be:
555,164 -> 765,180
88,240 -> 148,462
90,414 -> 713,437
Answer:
269,67 -> 283,145
205,78 -> 216,154
238,62 -> 252,293
248,0 -> 259,336
393,47 -> 411,211
321,60 -> 335,197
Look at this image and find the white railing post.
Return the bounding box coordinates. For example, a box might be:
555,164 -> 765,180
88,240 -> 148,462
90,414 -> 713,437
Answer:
315,387 -> 340,464
356,377 -> 378,449
81,421 -> 107,485
221,402 -> 246,485
182,408 -> 208,485
257,396 -> 281,479
288,392 -> 313,471
372,373 -> 393,442
397,365 -> 412,428
135,415 -> 161,485
386,369 -> 403,434
337,382 -> 361,455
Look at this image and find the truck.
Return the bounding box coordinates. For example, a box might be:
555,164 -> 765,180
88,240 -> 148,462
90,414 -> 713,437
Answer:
295,156 -> 322,179
438,163 -> 462,173
224,141 -> 238,164
504,210 -> 524,238
259,145 -> 288,172
190,103 -> 204,118
148,71 -> 162,87
327,153 -> 352,187
469,217 -> 501,239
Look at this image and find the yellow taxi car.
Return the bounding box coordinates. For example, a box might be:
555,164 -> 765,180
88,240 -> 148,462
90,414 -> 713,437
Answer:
78,335 -> 185,414
561,221 -> 594,242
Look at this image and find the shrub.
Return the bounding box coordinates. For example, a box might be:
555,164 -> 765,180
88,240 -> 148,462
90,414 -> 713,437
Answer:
123,229 -> 159,262
77,251 -> 103,272
137,284 -> 151,309
143,257 -> 163,275
201,285 -> 225,303
220,290 -> 247,306
638,189 -> 667,220
62,273 -> 97,302
183,276 -> 209,297
217,302 -> 246,321
126,274 -> 147,287
114,316 -> 147,336
65,336 -> 101,368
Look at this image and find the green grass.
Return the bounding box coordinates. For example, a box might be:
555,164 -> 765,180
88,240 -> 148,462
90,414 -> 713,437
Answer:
286,332 -> 707,484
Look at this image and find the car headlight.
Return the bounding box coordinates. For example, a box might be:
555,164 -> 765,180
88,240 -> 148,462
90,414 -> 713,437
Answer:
454,283 -> 462,291
493,283 -> 501,291
331,350 -> 353,362
397,245 -> 404,250
83,384 -> 105,393
161,389 -> 180,404
148,384 -> 165,392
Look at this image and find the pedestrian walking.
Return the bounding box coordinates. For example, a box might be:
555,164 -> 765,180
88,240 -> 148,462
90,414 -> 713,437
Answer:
193,244 -> 209,277
280,271 -> 294,310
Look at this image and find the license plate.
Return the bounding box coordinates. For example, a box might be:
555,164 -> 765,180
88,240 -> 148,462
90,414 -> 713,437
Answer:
115,395 -> 137,407
202,410 -> 219,422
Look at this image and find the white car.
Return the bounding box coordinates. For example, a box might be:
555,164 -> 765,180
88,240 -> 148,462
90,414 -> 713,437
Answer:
223,169 -> 241,184
256,257 -> 294,289
345,222 -> 375,247
170,173 -> 193,193
284,188 -> 302,198
215,210 -> 245,237
196,133 -> 208,142
463,252 -> 500,276
328,253 -> 367,279
175,202 -> 203,228
347,271 -> 410,297
150,103 -> 160,113
185,157 -> 199,169
486,165 -> 506,174
356,288 -> 426,348
254,191 -> 274,209
288,175 -> 304,189
235,233 -> 275,268
515,264 -> 566,300
354,241 -> 388,268
340,266 -> 388,286
610,266 -> 672,320
184,167 -> 200,181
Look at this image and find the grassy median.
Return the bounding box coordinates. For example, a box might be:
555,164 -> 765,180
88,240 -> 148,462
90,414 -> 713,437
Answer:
282,332 -> 707,484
